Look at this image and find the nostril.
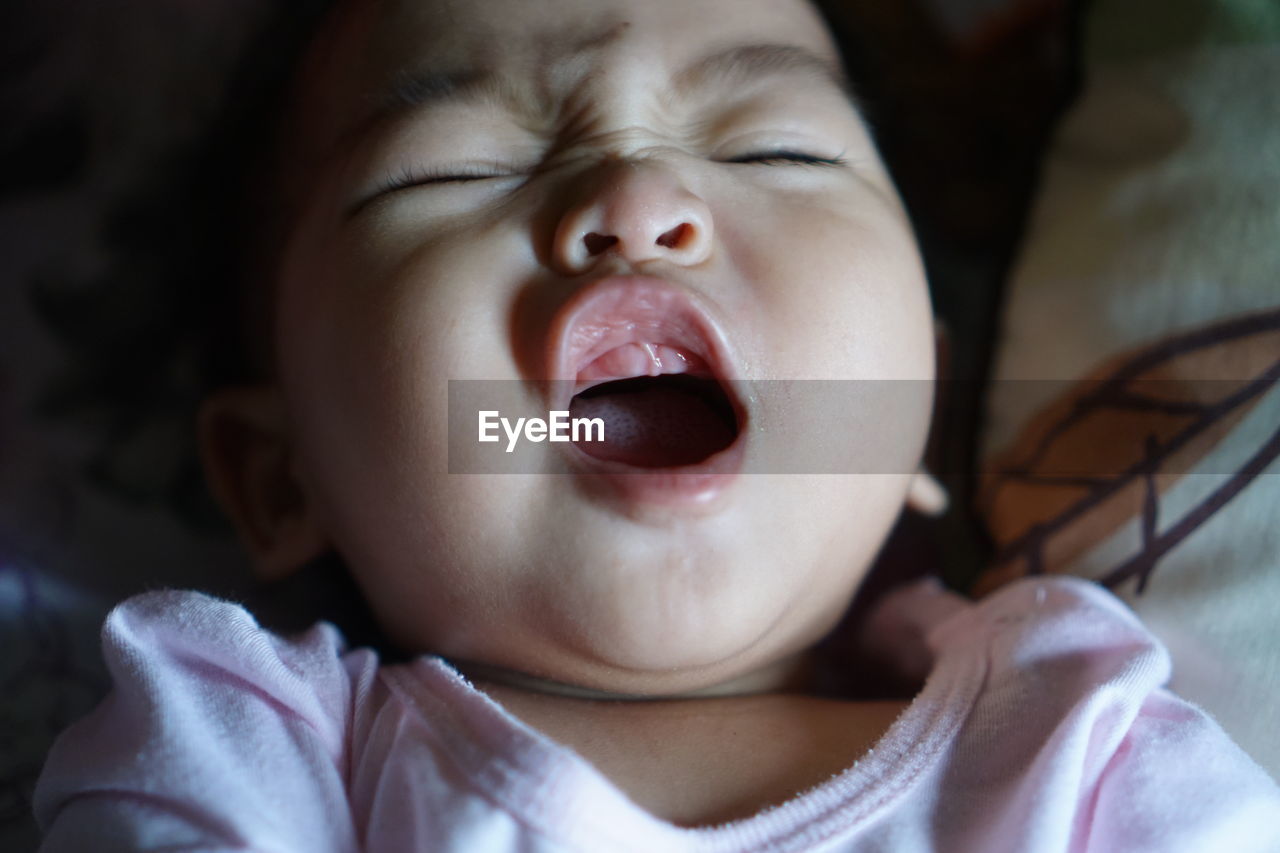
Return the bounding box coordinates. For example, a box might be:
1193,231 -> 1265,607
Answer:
584,233 -> 619,256
655,223 -> 689,250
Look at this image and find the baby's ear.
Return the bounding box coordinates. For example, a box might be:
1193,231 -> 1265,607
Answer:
198,385 -> 328,580
906,469 -> 948,517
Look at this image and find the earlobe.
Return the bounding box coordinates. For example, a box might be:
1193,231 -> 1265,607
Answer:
906,469 -> 948,517
197,385 -> 328,579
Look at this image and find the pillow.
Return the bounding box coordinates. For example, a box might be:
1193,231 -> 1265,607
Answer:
979,0 -> 1280,779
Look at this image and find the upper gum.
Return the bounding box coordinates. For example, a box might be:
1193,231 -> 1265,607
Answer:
572,316 -> 703,373
576,342 -> 707,387
547,278 -> 737,400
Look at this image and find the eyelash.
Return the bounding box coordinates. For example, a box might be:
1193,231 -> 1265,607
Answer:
727,151 -> 848,168
378,166 -> 514,194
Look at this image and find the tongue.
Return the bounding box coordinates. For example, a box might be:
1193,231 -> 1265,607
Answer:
569,377 -> 736,467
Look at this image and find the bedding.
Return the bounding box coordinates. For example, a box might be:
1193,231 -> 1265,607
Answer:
978,0 -> 1280,779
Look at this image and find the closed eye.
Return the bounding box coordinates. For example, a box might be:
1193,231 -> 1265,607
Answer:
725,151 -> 848,167
377,165 -> 521,194
348,164 -> 526,218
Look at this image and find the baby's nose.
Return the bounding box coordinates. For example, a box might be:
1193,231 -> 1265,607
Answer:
552,158 -> 713,274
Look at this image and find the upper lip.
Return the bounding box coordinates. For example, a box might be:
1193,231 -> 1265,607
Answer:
543,275 -> 742,414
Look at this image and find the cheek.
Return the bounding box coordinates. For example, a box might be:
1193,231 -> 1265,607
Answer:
280,216 -> 517,429
276,267 -> 557,653
720,187 -> 932,381
336,473 -> 554,654
718,191 -> 933,482
280,265 -> 444,475
274,219 -> 530,571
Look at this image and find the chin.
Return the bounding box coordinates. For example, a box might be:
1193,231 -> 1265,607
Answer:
530,574 -> 822,696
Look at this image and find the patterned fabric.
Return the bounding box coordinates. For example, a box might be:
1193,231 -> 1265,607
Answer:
979,0 -> 1280,778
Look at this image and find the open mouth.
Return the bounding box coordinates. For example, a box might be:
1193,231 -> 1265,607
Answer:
569,364 -> 740,468
547,277 -> 748,482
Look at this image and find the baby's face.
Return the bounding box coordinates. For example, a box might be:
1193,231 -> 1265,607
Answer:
270,0 -> 934,696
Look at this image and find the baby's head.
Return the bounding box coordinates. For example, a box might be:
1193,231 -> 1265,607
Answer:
200,0 -> 940,698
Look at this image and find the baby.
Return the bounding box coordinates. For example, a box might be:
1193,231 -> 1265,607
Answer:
33,0 -> 1280,849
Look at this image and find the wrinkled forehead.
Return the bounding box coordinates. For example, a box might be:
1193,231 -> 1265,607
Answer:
285,0 -> 841,165
363,0 -> 838,76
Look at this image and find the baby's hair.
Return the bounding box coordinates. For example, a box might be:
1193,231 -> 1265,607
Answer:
30,0 -> 889,530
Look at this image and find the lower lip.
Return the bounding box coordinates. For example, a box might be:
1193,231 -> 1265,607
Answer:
564,426 -> 747,511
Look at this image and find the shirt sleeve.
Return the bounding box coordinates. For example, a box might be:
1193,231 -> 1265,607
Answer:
1085,687 -> 1280,853
33,590 -> 372,853
954,578 -> 1280,853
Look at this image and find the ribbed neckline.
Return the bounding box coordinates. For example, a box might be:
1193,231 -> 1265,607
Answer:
380,607 -> 989,853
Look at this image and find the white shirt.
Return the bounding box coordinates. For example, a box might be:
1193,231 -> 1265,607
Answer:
34,577 -> 1280,851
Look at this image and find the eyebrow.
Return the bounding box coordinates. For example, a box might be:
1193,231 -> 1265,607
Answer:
672,43 -> 855,105
349,41 -> 859,145
380,67 -> 507,116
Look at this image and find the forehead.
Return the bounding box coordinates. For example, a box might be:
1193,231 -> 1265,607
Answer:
363,0 -> 837,74
291,0 -> 842,157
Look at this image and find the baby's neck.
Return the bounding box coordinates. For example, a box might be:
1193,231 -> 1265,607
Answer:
448,652 -> 817,701
473,676 -> 908,827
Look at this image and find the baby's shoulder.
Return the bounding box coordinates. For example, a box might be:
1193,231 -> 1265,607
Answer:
34,590 -> 375,849
105,589 -> 349,670
98,589 -> 375,749
903,578 -> 1280,847
917,576 -> 1174,706
864,575 -> 1167,689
